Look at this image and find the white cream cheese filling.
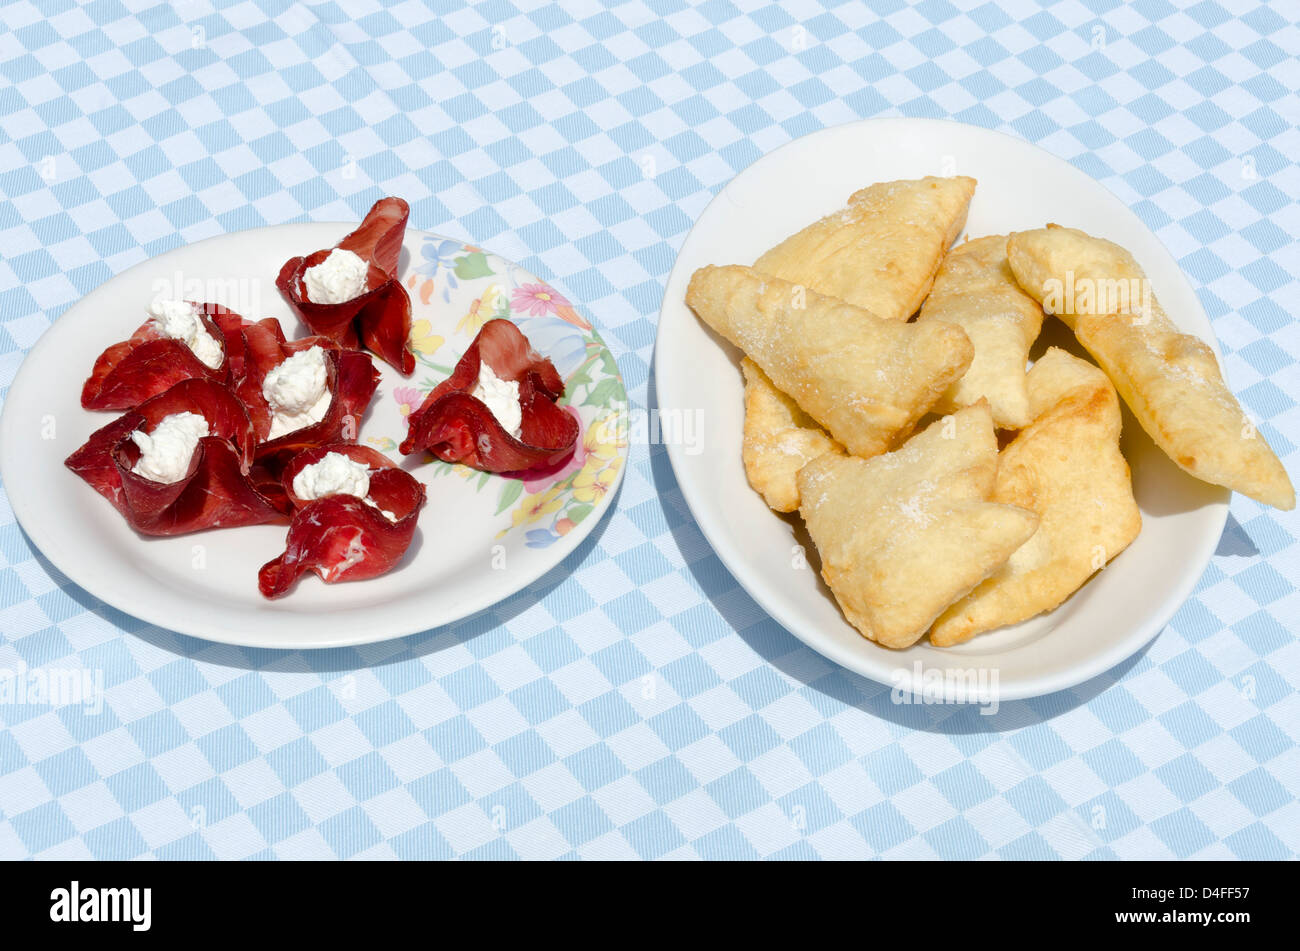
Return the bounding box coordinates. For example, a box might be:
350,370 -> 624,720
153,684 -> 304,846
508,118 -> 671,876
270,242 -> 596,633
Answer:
263,345 -> 332,439
130,412 -> 210,483
303,248 -> 369,304
471,362 -> 523,438
292,451 -> 395,520
148,299 -> 223,369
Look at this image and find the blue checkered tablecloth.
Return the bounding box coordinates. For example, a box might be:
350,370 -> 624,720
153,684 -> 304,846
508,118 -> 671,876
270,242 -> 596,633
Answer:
0,0 -> 1296,861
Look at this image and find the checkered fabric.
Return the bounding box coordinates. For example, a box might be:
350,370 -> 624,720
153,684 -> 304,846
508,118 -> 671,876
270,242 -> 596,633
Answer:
1,0 -> 1297,860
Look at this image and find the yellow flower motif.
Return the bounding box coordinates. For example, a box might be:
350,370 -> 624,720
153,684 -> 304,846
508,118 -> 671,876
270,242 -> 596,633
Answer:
572,459 -> 619,504
408,319 -> 444,355
583,412 -> 626,461
457,283 -> 506,335
511,486 -> 565,528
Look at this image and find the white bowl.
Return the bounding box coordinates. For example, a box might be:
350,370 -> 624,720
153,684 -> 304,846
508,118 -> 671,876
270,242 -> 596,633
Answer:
656,118 -> 1228,702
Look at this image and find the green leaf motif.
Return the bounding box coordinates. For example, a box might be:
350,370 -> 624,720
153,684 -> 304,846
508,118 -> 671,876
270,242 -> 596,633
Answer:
496,479 -> 524,514
454,252 -> 495,280
583,377 -> 622,408
567,503 -> 594,525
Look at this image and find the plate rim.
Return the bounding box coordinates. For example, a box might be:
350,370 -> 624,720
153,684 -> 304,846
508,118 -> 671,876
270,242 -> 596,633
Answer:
0,222 -> 627,651
655,116 -> 1229,702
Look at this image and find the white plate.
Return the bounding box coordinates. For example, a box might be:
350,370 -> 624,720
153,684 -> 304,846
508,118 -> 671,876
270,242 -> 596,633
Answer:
656,118 -> 1229,702
0,225 -> 627,649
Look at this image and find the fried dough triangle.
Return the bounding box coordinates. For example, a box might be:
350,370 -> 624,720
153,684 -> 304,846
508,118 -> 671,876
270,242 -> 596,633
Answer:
753,176 -> 976,321
931,349 -> 1142,645
918,234 -> 1044,428
740,358 -> 842,513
797,402 -> 1039,649
686,264 -> 973,458
1007,225 -> 1293,509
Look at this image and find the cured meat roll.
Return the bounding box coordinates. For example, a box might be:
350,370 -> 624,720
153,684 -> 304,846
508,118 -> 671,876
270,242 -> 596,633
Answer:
65,377 -> 285,535
275,197 -> 415,374
232,320 -> 380,466
399,319 -> 578,473
257,444 -> 426,598
81,301 -> 271,411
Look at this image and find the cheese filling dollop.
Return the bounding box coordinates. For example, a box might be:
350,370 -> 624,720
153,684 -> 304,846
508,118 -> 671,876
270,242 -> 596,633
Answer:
130,412 -> 210,483
263,346 -> 332,439
149,299 -> 223,369
292,451 -> 395,520
302,248 -> 369,304
471,362 -> 523,438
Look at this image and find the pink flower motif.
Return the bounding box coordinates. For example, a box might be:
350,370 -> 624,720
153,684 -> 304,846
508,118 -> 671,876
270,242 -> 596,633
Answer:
521,405 -> 586,492
512,283 -> 572,317
393,386 -> 422,416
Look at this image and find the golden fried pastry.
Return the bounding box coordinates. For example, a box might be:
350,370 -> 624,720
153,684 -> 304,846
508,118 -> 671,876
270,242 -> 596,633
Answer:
931,349 -> 1142,645
754,176 -> 977,321
1007,225 -> 1294,510
918,234 -> 1044,428
685,264 -> 973,458
740,358 -> 842,512
797,402 -> 1039,649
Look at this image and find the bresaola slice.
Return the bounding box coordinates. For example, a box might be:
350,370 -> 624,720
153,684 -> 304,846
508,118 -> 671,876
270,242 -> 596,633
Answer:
64,378 -> 284,535
276,197 -> 415,374
258,445 -> 426,598
399,318 -> 578,473
233,320 -> 380,464
216,312 -> 282,384
81,303 -> 257,411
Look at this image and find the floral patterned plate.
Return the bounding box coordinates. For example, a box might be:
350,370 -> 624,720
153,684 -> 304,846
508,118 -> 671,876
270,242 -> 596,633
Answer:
0,224 -> 628,649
